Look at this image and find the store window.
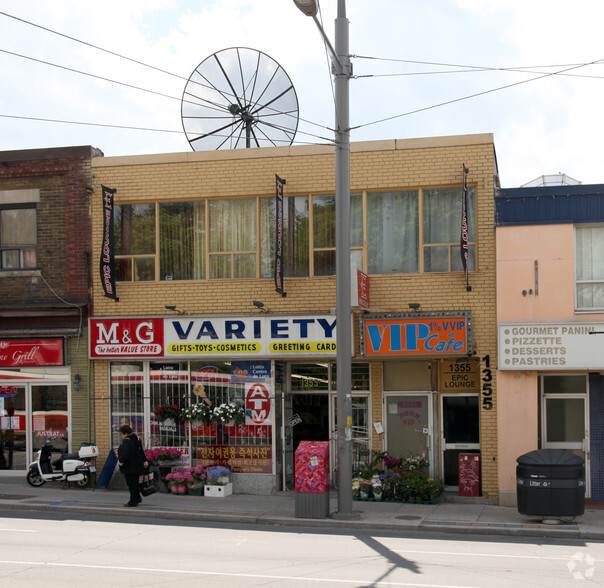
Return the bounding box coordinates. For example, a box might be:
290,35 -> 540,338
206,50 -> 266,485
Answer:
423,187 -> 475,272
114,203 -> 156,281
115,184 -> 476,282
576,225 -> 604,310
1,205 -> 37,270
160,201 -> 205,281
109,361 -> 273,473
209,199 -> 256,279
368,190 -> 419,274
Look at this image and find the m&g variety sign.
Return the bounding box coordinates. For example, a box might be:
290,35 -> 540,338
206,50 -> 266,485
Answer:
90,315 -> 337,359
361,312 -> 472,357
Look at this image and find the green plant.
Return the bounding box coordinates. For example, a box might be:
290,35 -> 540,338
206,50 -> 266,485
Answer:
353,450 -> 385,479
402,470 -> 445,501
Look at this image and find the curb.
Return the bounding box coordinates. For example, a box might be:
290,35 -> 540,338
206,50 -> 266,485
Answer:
0,500 -> 601,540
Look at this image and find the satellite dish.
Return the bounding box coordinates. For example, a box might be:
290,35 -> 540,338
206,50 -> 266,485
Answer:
181,47 -> 299,151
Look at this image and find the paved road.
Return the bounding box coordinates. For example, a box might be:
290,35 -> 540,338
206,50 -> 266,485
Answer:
0,508 -> 602,587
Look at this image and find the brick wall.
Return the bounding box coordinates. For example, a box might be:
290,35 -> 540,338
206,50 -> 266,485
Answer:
90,135 -> 499,499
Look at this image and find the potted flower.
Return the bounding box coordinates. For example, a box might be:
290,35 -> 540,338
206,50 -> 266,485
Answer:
148,447 -> 183,462
148,447 -> 184,492
182,402 -> 212,425
211,403 -> 245,425
206,465 -> 231,485
185,465 -> 207,495
371,474 -> 383,501
153,404 -> 186,425
165,469 -> 189,494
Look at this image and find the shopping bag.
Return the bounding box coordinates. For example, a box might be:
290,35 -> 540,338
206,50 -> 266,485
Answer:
139,470 -> 158,497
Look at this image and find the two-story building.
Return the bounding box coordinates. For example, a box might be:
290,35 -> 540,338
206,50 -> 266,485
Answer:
90,134 -> 500,498
0,145 -> 102,473
496,182 -> 604,505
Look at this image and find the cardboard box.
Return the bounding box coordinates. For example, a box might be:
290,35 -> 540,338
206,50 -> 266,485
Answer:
204,483 -> 233,497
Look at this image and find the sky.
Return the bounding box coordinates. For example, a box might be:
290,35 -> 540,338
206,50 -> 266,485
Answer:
1,0 -> 604,188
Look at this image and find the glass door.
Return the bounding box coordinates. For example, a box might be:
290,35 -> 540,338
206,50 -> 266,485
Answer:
0,384 -> 26,470
385,393 -> 434,476
541,374 -> 589,496
440,394 -> 480,486
31,384 -> 69,467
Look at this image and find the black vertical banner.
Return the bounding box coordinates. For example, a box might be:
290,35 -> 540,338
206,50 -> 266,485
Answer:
274,175 -> 286,296
100,185 -> 118,301
460,165 -> 470,291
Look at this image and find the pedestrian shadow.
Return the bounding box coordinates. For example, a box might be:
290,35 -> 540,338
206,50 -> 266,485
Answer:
353,532 -> 421,585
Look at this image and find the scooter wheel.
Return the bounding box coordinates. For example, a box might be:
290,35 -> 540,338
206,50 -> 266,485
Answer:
74,472 -> 91,488
26,470 -> 45,487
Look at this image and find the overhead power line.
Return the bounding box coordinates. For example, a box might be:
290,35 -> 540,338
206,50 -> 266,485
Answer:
0,113 -> 333,145
0,10 -> 330,134
352,55 -> 604,81
352,56 -> 604,132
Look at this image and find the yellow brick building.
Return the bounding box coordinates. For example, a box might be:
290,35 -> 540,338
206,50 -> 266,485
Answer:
90,134 -> 499,499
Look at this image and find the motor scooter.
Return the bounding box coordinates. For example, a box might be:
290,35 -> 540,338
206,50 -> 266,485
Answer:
26,441 -> 99,488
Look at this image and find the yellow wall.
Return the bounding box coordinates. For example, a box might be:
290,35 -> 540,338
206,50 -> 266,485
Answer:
91,134 -> 500,499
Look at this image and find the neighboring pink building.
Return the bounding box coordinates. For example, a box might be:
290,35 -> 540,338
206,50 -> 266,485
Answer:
496,184 -> 604,505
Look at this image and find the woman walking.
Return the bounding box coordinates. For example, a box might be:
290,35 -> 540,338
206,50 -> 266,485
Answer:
117,424 -> 147,507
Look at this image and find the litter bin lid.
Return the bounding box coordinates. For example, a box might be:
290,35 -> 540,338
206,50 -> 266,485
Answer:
517,448 -> 584,466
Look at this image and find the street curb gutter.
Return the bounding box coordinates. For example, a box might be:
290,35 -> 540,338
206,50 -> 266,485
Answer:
0,501 -> 599,540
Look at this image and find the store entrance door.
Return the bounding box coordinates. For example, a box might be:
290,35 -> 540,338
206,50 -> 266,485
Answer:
385,393 -> 433,476
440,394 -> 480,486
1,382 -> 69,470
282,393 -> 329,490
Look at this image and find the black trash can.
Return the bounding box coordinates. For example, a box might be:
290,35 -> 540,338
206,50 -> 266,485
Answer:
516,449 -> 585,518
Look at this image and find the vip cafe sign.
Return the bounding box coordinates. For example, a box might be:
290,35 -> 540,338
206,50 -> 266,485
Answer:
90,318 -> 164,357
165,316 -> 337,358
362,313 -> 471,356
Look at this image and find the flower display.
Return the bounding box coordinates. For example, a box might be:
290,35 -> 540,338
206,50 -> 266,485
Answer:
144,447 -> 183,462
182,402 -> 212,423
153,404 -> 186,424
211,403 -> 245,424
206,465 -> 231,485
353,452 -> 445,503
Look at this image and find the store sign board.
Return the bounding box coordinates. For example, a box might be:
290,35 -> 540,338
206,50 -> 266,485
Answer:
90,318 -> 164,358
164,315 -> 337,358
0,339 -> 64,367
361,312 -> 471,357
499,323 -> 604,370
195,444 -> 272,474
90,316 -> 337,359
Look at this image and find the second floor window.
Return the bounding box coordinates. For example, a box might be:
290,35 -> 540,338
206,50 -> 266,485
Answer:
113,185 -> 475,282
115,204 -> 156,281
1,205 -> 37,270
576,225 -> 604,310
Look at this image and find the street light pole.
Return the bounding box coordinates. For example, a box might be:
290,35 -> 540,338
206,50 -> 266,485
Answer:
293,0 -> 358,519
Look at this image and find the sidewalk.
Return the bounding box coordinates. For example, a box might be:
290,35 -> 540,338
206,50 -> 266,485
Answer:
0,473 -> 602,540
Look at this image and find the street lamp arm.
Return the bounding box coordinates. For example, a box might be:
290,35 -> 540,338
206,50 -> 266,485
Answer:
292,0 -> 344,71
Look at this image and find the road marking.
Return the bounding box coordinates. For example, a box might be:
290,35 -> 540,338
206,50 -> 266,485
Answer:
0,559 -> 478,587
394,549 -> 603,563
0,529 -> 38,533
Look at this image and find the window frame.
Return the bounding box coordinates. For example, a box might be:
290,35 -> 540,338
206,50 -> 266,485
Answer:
575,224 -> 604,312
0,203 -> 37,271
113,183 -> 477,282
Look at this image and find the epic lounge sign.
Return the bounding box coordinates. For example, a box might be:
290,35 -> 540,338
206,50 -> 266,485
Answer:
90,315 -> 338,359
